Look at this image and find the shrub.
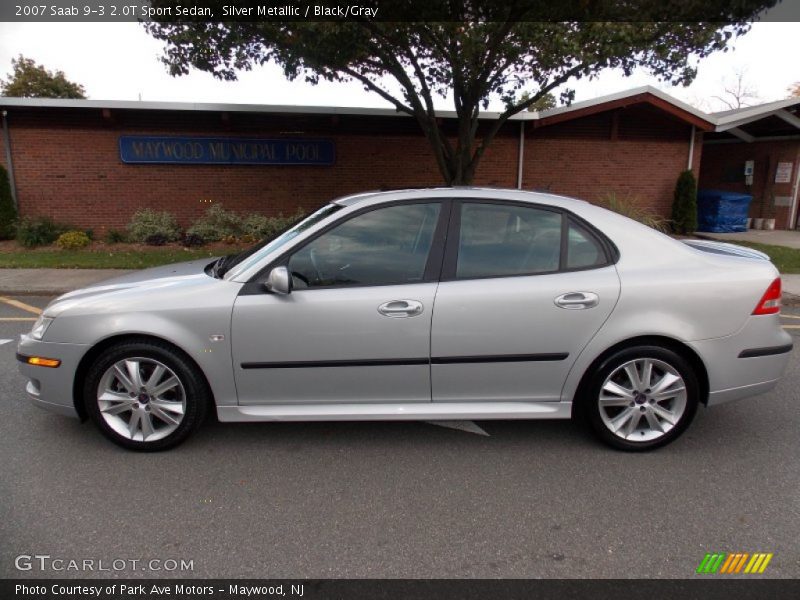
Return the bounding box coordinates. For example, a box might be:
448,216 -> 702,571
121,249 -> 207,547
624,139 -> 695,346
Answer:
181,232 -> 205,247
55,230 -> 91,250
242,208 -> 306,240
126,209 -> 181,243
187,204 -> 243,242
145,233 -> 169,246
599,192 -> 670,232
15,216 -> 71,247
105,229 -> 127,244
671,170 -> 698,235
0,164 -> 17,240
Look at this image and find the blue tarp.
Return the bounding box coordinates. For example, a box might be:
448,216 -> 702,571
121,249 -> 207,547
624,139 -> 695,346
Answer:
696,189 -> 753,233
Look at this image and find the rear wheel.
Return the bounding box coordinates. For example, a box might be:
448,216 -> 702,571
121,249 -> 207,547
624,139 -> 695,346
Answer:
583,346 -> 699,451
84,340 -> 209,451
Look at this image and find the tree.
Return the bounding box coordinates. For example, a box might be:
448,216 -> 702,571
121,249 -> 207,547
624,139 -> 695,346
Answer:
712,67 -> 760,110
0,55 -> 86,99
0,164 -> 16,240
146,1 -> 776,185
518,91 -> 557,112
671,170 -> 698,235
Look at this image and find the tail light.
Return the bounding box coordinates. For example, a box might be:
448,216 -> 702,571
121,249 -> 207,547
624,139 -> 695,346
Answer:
752,278 -> 782,315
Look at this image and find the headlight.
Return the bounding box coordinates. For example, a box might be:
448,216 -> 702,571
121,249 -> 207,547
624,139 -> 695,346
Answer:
30,316 -> 54,340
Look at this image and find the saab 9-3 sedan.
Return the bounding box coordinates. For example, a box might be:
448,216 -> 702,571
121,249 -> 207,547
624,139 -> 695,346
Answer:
18,188 -> 792,451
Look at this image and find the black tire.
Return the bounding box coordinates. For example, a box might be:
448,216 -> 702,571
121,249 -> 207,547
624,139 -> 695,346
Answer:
581,345 -> 699,451
84,339 -> 210,451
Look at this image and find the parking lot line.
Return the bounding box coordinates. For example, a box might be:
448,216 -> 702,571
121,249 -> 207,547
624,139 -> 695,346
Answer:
0,317 -> 37,322
0,296 -> 42,315
781,314 -> 800,319
782,325 -> 800,329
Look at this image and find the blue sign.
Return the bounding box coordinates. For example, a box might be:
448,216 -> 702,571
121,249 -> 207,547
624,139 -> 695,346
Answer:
119,136 -> 335,166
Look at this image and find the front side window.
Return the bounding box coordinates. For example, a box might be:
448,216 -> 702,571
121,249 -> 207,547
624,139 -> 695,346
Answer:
288,203 -> 441,288
456,203 -> 562,279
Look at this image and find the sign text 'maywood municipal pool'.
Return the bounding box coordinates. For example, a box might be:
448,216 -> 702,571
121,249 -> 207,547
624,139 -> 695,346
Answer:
119,136 -> 335,166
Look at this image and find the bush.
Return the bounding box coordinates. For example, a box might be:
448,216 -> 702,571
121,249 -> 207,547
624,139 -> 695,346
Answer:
671,170 -> 698,235
242,208 -> 306,240
105,229 -> 127,244
181,232 -> 205,247
15,216 -> 70,247
599,192 -> 670,232
187,204 -> 243,242
55,230 -> 91,250
0,165 -> 17,240
127,209 -> 181,243
145,233 -> 169,246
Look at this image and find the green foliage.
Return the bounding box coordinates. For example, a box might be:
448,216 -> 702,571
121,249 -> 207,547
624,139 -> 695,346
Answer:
187,204 -> 243,242
241,209 -> 305,240
15,216 -> 71,247
146,2 -> 772,184
518,91 -> 557,112
671,170 -> 698,235
126,209 -> 181,243
1,55 -> 86,98
600,192 -> 671,232
0,164 -> 16,240
105,229 -> 127,244
55,230 -> 91,250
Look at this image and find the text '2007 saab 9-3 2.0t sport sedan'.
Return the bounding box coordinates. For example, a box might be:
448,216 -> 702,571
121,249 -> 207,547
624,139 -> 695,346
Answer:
17,188 -> 793,451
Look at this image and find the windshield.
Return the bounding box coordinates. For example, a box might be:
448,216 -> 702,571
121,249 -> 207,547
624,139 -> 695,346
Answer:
222,203 -> 342,280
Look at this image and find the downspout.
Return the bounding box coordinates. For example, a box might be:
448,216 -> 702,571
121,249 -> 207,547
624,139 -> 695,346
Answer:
789,145 -> 800,230
516,120 -> 525,189
1,110 -> 18,211
687,125 -> 696,171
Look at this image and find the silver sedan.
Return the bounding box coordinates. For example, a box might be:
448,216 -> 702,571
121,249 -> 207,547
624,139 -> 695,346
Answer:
17,188 -> 792,451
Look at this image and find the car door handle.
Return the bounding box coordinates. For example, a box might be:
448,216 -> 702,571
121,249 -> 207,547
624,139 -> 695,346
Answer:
378,300 -> 424,318
554,292 -> 599,310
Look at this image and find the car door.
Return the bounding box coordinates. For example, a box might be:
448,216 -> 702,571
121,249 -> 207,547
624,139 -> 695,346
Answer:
231,200 -> 448,405
430,200 -> 621,403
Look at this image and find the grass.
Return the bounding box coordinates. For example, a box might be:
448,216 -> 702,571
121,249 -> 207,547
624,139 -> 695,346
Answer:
730,241 -> 800,274
0,242 -> 250,269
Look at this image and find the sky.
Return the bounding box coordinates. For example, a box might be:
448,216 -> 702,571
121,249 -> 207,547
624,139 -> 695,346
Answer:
0,20 -> 799,113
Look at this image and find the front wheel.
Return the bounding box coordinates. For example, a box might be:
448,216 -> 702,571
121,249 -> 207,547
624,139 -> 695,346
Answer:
583,346 -> 699,451
84,340 -> 209,451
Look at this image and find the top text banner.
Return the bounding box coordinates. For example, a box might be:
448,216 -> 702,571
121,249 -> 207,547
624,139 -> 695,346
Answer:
2,1 -> 797,22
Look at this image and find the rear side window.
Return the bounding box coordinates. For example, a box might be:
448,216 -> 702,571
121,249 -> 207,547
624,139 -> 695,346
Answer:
456,203 -> 562,279
566,221 -> 607,269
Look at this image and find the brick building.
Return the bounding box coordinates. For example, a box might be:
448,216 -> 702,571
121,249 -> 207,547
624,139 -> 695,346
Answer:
1,86 -> 775,235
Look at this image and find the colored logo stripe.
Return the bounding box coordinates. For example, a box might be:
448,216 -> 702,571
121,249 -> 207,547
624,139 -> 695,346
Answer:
697,552 -> 773,574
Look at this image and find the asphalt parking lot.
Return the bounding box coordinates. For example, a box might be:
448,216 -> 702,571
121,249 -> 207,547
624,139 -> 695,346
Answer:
1,295 -> 799,579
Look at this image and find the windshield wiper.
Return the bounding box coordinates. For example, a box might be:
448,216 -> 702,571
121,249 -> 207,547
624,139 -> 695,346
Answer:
211,253 -> 238,279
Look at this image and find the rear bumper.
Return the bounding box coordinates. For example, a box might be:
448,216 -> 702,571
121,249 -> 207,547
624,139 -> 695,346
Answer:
690,315 -> 793,406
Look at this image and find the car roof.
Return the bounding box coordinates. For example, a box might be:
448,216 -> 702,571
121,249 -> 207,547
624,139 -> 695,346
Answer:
331,187 -> 590,210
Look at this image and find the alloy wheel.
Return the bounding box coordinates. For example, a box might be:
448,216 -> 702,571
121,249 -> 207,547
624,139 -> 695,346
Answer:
597,358 -> 687,442
96,357 -> 186,443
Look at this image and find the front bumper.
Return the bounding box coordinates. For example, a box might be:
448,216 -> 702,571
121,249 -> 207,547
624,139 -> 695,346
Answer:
17,333 -> 89,419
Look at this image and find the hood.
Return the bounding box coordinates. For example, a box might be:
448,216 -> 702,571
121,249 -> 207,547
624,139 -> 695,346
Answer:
682,239 -> 770,261
44,257 -> 218,317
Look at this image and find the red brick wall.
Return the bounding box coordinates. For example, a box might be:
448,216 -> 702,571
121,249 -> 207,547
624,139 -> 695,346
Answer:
522,105 -> 699,217
699,140 -> 800,229
2,104 -> 697,234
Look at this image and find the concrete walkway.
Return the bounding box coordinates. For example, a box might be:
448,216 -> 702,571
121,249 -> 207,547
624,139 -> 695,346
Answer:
698,229 -> 800,250
0,268 -> 131,295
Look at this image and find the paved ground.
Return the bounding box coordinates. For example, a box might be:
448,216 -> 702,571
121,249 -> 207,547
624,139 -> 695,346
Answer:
0,268 -> 132,295
0,295 -> 799,579
698,229 -> 800,250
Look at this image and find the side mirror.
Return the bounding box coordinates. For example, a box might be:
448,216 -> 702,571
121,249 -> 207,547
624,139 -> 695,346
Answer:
265,266 -> 292,295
